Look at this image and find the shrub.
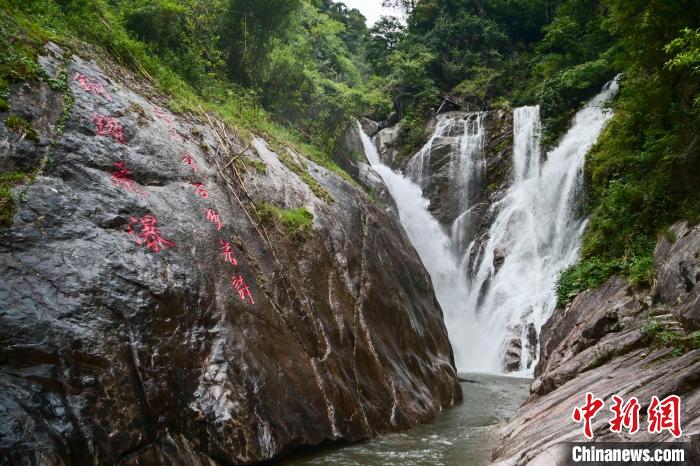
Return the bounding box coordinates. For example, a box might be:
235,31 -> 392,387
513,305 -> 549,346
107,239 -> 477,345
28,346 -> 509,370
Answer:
555,258 -> 622,308
5,114 -> 38,141
256,202 -> 314,238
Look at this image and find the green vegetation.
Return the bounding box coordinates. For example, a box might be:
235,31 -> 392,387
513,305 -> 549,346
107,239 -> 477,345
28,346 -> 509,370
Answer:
5,114 -> 38,141
256,202 -> 314,238
1,0 -> 386,176
238,157 -> 267,175
378,2 -> 698,305
555,258 -> 621,308
642,316 -> 700,358
590,344 -> 617,369
0,171 -> 33,226
641,317 -> 696,358
1,0 -> 698,303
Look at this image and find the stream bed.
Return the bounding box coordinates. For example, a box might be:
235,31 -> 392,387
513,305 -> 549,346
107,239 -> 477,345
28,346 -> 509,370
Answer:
281,373 -> 531,466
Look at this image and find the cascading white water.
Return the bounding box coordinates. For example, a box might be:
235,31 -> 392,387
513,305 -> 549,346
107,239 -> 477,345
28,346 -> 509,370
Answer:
462,79 -> 619,372
358,126 -> 471,338
359,78 -> 619,374
405,113 -> 487,256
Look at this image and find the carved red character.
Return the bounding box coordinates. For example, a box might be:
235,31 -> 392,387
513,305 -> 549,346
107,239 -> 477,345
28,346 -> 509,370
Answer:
182,152 -> 198,172
206,208 -> 223,230
127,215 -> 175,253
169,128 -> 183,143
73,72 -> 112,101
154,106 -> 173,125
609,395 -> 641,434
648,395 -> 682,438
192,183 -> 209,199
220,240 -> 238,266
573,392 -> 605,439
231,275 -> 254,305
91,113 -> 126,144
111,161 -> 148,196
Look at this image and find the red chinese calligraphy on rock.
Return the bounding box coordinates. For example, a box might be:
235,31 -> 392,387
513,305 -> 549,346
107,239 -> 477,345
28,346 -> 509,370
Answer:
112,162 -> 148,196
154,106 -> 173,125
231,275 -> 254,305
220,240 -> 238,266
609,395 -> 641,435
182,152 -> 198,172
127,215 -> 175,253
573,392 -> 605,439
169,128 -> 184,143
91,113 -> 126,144
648,395 -> 682,438
192,183 -> 209,199
206,208 -> 223,230
73,72 -> 112,101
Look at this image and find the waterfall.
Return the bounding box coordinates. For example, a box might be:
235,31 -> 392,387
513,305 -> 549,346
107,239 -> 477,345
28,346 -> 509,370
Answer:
357,126 -> 471,338
359,78 -> 619,374
405,113 -> 487,257
463,79 -> 619,372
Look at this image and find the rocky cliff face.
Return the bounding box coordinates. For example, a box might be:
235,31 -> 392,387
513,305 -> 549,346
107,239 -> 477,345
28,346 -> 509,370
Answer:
494,221 -> 700,465
371,111 -> 513,253
0,44 -> 460,465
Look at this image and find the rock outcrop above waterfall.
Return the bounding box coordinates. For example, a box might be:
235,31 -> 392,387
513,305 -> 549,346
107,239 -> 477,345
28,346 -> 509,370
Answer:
0,45 -> 461,465
372,110 -> 513,253
409,110 -> 513,232
493,221 -> 700,465
332,122 -> 385,194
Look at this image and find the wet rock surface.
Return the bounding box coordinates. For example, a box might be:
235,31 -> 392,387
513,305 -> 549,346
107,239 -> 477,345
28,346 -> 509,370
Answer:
0,46 -> 460,465
409,110 -> 512,234
494,222 -> 700,465
332,123 -> 386,197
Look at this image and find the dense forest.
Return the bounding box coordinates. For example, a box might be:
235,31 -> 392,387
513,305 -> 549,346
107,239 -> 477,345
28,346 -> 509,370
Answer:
1,0 -> 699,302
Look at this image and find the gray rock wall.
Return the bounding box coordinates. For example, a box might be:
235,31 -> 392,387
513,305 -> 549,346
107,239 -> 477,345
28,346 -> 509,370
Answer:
0,45 -> 460,465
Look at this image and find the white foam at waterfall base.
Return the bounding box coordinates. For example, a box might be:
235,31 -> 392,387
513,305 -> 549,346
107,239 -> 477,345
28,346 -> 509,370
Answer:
358,77 -> 618,374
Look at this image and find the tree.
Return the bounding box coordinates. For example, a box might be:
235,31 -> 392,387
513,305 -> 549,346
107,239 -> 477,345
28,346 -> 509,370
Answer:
219,0 -> 301,84
365,16 -> 404,74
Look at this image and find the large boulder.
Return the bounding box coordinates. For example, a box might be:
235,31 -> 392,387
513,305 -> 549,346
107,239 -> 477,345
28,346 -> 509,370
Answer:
494,222 -> 700,465
0,45 -> 461,465
655,221 -> 700,329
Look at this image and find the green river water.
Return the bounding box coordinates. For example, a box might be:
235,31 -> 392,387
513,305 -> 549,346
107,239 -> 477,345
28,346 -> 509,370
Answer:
281,373 -> 531,466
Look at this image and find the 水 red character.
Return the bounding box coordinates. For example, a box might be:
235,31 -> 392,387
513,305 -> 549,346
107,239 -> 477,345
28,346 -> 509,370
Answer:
154,106 -> 173,125
73,72 -> 112,101
91,113 -> 126,144
220,240 -> 238,266
231,275 -> 254,305
192,183 -> 209,199
609,395 -> 641,434
206,208 -> 223,230
111,161 -> 147,196
127,215 -> 175,253
648,395 -> 682,438
182,152 -> 198,172
573,392 -> 605,439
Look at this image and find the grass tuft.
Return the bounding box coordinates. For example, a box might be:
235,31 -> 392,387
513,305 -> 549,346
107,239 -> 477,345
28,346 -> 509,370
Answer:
5,114 -> 38,141
256,202 -> 314,239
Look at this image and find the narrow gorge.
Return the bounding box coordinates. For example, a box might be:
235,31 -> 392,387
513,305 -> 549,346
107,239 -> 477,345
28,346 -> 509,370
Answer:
358,78 -> 618,374
2,1 -> 700,465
